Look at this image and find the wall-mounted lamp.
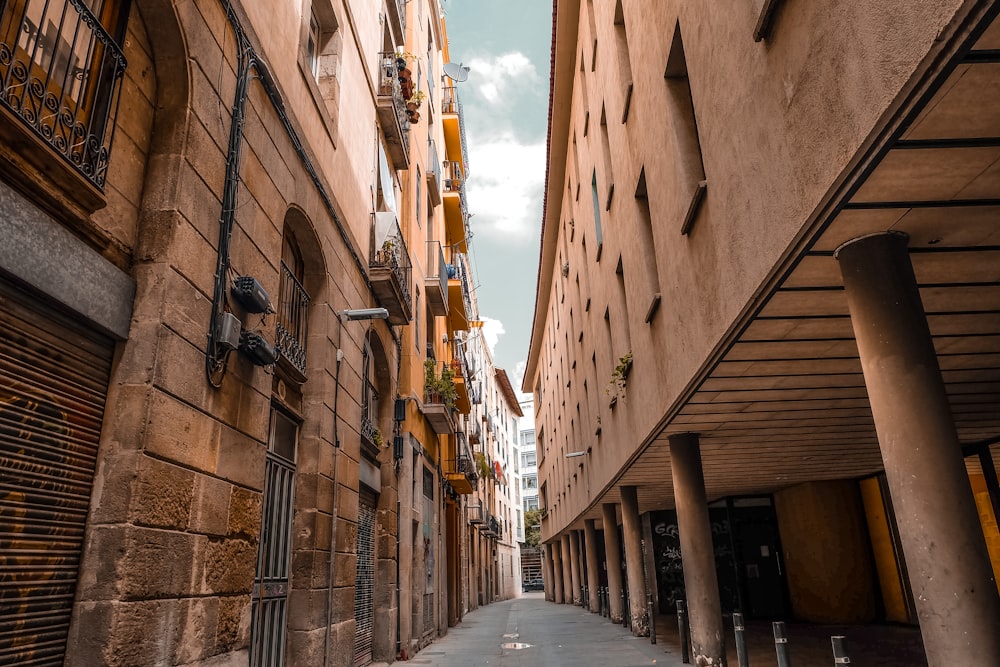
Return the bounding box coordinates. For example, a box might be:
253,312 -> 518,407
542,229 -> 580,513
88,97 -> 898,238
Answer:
339,307 -> 389,321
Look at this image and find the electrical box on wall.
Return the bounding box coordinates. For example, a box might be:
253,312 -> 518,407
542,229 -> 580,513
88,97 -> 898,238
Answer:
215,312 -> 242,351
231,276 -> 273,313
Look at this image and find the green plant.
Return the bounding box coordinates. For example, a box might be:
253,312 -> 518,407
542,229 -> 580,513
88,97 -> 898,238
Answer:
524,509 -> 542,548
474,452 -> 491,480
423,359 -> 458,408
395,50 -> 417,63
372,428 -> 384,448
606,351 -> 633,403
407,90 -> 426,106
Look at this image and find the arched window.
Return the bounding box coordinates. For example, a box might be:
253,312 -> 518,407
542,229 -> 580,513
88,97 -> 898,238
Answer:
276,229 -> 310,382
360,336 -> 380,455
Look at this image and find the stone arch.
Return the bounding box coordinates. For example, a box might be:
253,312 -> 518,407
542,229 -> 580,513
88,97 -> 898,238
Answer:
129,0 -> 195,270
282,205 -> 329,299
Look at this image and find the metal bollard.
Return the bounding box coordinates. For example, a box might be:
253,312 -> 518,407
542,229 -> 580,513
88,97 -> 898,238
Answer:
831,636 -> 850,665
773,621 -> 792,667
677,600 -> 690,664
733,612 -> 749,667
601,587 -> 607,617
647,593 -> 656,644
622,590 -> 629,627
583,585 -> 588,610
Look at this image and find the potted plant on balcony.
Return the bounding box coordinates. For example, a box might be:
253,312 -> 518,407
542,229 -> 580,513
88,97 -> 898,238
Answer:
406,90 -> 426,124
396,51 -> 416,99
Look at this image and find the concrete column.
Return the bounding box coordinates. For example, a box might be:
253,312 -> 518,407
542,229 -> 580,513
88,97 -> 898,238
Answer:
551,540 -> 565,603
836,232 -> 1000,666
584,520 -> 601,612
561,534 -> 573,605
620,486 -> 649,636
542,543 -> 555,601
569,530 -> 582,605
601,503 -> 625,623
669,432 -> 726,666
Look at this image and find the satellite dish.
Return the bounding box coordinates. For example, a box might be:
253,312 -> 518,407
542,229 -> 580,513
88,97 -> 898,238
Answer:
443,62 -> 470,83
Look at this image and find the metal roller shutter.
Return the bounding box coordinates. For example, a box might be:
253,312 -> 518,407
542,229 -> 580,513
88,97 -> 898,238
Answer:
0,279 -> 113,666
353,489 -> 377,667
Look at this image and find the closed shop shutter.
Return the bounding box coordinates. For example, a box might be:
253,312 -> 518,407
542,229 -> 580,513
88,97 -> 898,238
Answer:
353,488 -> 377,667
0,279 -> 113,666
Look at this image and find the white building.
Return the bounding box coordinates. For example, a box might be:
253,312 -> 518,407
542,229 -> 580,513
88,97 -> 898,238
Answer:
519,399 -> 538,512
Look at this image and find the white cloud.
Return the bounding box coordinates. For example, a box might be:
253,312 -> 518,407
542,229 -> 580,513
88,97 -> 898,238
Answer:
466,135 -> 545,244
513,360 -> 529,397
479,316 -> 506,356
468,52 -> 539,105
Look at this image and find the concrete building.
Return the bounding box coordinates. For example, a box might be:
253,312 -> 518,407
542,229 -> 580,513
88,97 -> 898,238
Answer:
524,1 -> 1000,665
0,0 -> 494,665
519,399 -> 539,513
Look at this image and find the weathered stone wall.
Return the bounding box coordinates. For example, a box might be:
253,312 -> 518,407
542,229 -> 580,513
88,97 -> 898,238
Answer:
57,0 -> 402,664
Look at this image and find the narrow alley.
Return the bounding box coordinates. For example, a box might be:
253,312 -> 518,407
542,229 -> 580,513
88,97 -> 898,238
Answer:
411,593 -> 928,667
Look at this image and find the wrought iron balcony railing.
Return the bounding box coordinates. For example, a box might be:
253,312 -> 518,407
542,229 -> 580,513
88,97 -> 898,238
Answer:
427,138 -> 442,205
370,211 -> 412,324
376,51 -> 409,168
448,453 -> 476,480
442,159 -> 463,193
426,240 -> 448,314
276,261 -> 311,381
0,0 -> 128,189
450,253 -> 474,318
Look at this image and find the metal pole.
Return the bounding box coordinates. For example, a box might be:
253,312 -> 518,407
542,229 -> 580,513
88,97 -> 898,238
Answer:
647,593 -> 656,644
831,636 -> 850,665
733,612 -> 749,667
773,621 -> 792,667
583,585 -> 588,610
677,600 -> 690,664
623,589 -> 629,628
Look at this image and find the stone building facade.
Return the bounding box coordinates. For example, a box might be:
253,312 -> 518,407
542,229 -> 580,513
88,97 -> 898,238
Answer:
0,0 -> 500,665
524,1 -> 1000,666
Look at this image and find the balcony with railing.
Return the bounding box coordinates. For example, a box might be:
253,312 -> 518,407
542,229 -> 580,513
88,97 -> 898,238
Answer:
441,86 -> 471,177
444,448 -> 476,495
448,339 -> 471,413
276,261 -> 311,383
468,501 -> 484,525
421,359 -> 456,435
376,51 -> 409,169
0,0 -> 128,209
442,160 -> 469,253
427,138 -> 442,206
425,240 -> 448,317
369,211 -> 412,325
481,513 -> 501,539
447,253 -> 474,331
386,0 -> 406,43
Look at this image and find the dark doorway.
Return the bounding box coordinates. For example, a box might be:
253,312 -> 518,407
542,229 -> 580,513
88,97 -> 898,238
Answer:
735,517 -> 787,618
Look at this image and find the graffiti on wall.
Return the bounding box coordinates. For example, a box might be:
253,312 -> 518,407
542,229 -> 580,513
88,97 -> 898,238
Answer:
650,509 -> 739,614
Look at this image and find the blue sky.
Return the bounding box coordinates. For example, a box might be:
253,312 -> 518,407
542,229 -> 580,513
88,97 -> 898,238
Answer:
441,0 -> 552,390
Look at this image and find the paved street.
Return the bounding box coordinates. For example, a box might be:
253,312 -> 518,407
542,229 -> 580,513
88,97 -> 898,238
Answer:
407,593 -> 928,667
407,593 -> 681,667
